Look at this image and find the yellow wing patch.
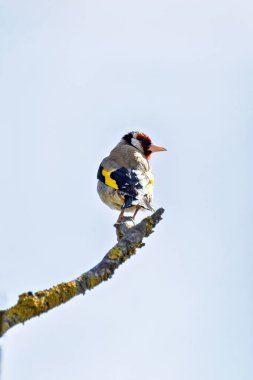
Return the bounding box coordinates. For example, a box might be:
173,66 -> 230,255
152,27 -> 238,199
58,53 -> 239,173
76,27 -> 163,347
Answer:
102,169 -> 119,190
147,173 -> 154,192
149,173 -> 154,184
147,173 -> 154,189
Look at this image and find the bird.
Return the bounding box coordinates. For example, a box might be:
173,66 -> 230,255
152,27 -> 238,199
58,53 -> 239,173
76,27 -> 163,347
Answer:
97,131 -> 166,224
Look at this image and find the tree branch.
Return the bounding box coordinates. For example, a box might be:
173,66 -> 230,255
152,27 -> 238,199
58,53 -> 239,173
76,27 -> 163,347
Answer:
0,208 -> 164,338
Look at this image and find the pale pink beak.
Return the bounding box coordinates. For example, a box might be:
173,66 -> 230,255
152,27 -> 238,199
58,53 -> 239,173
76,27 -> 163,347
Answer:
150,143 -> 167,153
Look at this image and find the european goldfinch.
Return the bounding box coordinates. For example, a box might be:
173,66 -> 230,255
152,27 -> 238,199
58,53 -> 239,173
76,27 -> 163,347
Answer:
97,131 -> 166,223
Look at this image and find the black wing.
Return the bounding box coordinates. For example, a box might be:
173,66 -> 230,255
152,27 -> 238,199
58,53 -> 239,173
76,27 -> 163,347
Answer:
97,165 -> 152,210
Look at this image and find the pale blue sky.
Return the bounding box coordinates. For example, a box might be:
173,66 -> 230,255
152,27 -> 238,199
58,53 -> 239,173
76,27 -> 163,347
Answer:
0,1 -> 253,379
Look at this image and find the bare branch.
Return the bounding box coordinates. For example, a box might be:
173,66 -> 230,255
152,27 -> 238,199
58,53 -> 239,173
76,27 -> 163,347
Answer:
0,208 -> 164,337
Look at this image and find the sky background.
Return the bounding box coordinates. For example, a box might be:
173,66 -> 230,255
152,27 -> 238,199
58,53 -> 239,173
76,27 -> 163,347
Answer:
0,0 -> 253,379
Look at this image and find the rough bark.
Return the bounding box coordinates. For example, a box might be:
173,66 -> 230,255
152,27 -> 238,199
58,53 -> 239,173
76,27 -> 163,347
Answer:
0,208 -> 164,338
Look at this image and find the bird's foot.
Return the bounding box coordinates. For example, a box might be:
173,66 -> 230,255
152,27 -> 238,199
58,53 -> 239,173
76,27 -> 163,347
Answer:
114,216 -> 135,227
114,216 -> 136,241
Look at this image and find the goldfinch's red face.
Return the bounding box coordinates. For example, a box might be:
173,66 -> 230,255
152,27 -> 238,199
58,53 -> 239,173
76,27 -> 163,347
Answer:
123,131 -> 166,159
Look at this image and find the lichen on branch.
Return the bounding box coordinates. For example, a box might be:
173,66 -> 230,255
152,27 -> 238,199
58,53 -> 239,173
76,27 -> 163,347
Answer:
0,208 -> 164,338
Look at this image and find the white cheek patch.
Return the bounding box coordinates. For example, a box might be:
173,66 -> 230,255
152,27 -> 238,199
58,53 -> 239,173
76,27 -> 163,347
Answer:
131,138 -> 143,151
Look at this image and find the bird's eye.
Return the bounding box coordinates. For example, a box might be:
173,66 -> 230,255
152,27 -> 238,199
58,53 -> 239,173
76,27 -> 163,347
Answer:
138,137 -> 150,147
